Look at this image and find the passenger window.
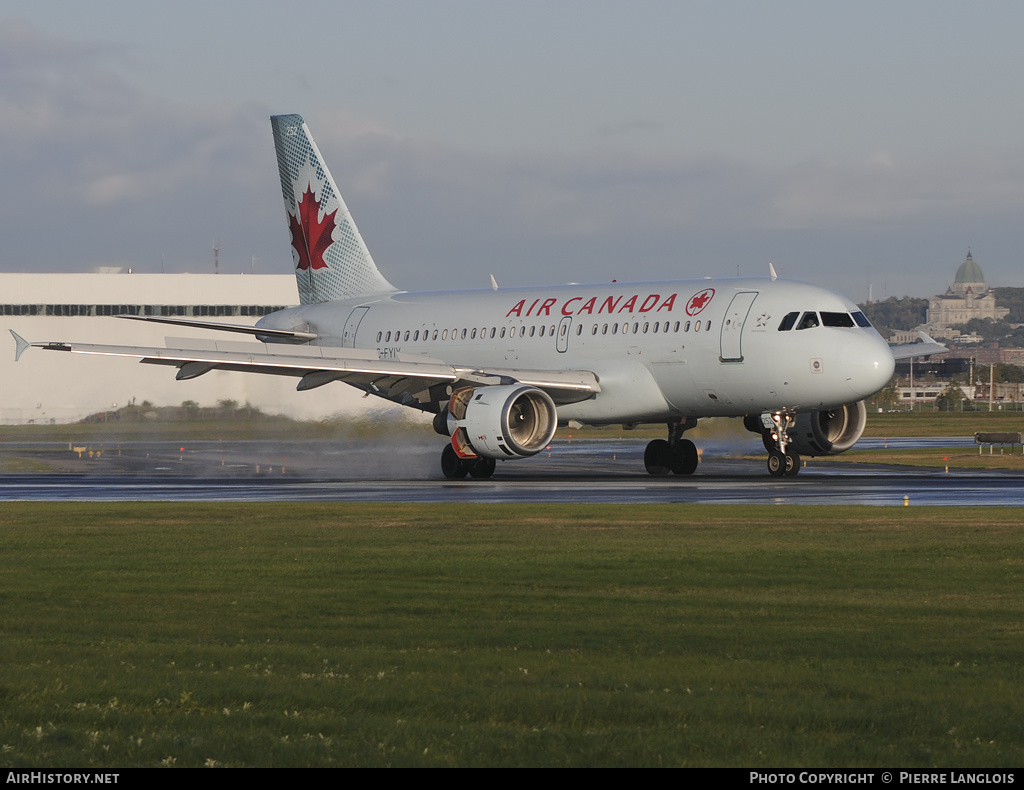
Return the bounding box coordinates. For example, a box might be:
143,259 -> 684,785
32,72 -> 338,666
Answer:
376,331 -> 382,343
684,321 -> 691,332
404,331 -> 410,341
778,312 -> 799,331
705,321 -> 710,331
796,312 -> 819,330
694,321 -> 701,332
442,329 -> 448,340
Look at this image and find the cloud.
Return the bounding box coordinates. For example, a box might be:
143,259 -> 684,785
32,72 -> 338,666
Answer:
1,19 -> 1022,299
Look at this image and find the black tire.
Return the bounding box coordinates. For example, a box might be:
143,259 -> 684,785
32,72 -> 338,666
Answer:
671,439 -> 699,475
441,444 -> 468,479
468,456 -> 496,479
784,449 -> 801,477
767,449 -> 786,477
644,439 -> 672,475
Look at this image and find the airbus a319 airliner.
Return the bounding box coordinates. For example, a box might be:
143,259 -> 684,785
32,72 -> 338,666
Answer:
12,114 -> 942,479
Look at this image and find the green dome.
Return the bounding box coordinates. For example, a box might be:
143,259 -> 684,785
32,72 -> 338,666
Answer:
955,251 -> 984,284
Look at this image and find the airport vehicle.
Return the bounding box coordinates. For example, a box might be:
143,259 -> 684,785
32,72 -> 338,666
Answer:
12,114 -> 940,478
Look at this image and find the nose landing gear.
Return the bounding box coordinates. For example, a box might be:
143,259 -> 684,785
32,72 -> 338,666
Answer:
762,412 -> 800,478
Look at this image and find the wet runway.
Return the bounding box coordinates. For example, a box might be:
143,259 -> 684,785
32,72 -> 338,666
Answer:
2,437 -> 1020,506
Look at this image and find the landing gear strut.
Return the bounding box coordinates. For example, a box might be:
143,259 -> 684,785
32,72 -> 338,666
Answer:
644,418 -> 699,476
761,412 -> 800,478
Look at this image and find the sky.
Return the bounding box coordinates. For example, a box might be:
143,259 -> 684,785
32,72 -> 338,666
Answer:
2,0 -> 1023,302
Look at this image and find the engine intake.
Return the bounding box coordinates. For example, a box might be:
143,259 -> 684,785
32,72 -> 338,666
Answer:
442,385 -> 558,460
789,401 -> 867,456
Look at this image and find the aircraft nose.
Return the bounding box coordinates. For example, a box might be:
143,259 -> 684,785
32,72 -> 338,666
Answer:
842,332 -> 895,399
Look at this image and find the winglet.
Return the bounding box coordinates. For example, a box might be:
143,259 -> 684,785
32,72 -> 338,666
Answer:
10,330 -> 30,362
769,262 -> 778,281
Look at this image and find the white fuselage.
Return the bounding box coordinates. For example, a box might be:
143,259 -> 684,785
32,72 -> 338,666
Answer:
258,277 -> 895,423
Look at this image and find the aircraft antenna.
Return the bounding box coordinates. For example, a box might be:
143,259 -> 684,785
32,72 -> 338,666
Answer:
213,239 -> 219,276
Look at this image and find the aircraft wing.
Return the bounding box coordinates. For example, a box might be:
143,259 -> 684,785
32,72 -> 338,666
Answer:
10,332 -> 600,409
889,332 -> 948,361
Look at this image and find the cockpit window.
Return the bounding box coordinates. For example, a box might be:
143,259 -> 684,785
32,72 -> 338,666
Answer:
851,311 -> 872,328
778,311 -> 799,331
796,312 -> 819,330
821,311 -> 855,328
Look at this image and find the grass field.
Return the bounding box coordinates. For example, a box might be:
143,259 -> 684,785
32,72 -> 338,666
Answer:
2,503 -> 1022,768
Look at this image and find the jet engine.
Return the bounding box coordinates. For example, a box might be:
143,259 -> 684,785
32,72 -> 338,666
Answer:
788,401 -> 867,456
439,385 -> 558,460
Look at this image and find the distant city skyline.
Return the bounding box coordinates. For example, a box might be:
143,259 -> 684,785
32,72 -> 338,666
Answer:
2,1 -> 1023,302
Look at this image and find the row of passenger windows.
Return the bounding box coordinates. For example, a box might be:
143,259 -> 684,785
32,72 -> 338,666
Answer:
376,319 -> 713,344
777,310 -> 871,331
0,304 -> 288,317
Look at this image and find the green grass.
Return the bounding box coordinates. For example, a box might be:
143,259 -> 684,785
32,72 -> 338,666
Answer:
1,503 -> 1022,767
819,445 -> 1024,470
862,410 -> 1023,438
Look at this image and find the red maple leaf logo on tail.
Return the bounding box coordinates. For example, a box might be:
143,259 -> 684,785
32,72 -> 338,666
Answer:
290,184 -> 337,270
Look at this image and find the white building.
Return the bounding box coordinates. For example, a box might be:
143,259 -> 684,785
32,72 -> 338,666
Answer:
923,251 -> 1009,338
1,271 -> 391,424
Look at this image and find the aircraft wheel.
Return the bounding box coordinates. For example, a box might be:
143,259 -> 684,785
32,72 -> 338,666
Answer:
441,444 -> 469,479
767,450 -> 787,477
468,456 -> 496,479
671,439 -> 699,475
644,439 -> 672,476
784,449 -> 801,477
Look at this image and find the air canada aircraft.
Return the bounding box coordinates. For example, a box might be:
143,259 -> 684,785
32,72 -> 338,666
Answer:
12,114 -> 944,479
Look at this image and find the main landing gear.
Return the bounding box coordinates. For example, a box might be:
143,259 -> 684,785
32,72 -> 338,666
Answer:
644,418 -> 699,476
440,444 -> 496,480
760,412 -> 801,478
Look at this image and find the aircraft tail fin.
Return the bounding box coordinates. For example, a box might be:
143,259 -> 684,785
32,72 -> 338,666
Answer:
270,114 -> 396,305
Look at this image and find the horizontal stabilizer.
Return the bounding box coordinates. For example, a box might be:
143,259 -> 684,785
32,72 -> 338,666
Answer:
116,314 -> 317,342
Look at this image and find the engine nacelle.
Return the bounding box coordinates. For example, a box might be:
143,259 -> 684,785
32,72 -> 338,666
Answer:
443,385 -> 558,460
789,401 -> 867,457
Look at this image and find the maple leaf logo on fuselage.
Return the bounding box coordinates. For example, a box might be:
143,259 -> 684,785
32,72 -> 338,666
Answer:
290,183 -> 337,271
685,288 -> 715,316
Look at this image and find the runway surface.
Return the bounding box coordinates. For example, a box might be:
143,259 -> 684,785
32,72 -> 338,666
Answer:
2,436 -> 1020,505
